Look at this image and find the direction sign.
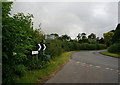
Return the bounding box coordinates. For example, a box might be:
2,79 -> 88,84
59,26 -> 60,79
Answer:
37,44 -> 46,51
43,44 -> 46,50
32,51 -> 38,55
38,44 -> 41,51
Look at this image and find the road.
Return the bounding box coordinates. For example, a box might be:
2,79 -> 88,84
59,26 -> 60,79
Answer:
46,50 -> 119,83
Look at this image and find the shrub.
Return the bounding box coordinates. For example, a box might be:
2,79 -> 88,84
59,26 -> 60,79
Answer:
14,65 -> 27,77
2,3 -> 45,83
45,39 -> 64,57
96,44 -> 106,50
108,43 -> 120,53
77,43 -> 106,50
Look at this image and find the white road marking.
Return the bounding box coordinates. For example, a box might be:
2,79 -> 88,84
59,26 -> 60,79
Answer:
76,61 -> 80,64
89,64 -> 93,67
81,63 -> 86,66
86,65 -> 90,67
110,69 -> 113,71
95,66 -> 101,68
76,62 -> 117,73
105,68 -> 110,70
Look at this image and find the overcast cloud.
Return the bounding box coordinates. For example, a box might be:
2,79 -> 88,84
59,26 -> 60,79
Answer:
11,2 -> 118,39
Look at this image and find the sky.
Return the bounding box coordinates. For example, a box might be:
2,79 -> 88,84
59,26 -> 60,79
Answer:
10,1 -> 119,39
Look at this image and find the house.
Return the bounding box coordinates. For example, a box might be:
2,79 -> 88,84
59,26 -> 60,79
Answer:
45,35 -> 55,40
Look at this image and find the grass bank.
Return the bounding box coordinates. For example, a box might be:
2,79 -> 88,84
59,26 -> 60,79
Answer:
100,51 -> 120,58
16,51 -> 75,83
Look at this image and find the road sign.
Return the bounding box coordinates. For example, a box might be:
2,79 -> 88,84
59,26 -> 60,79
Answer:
38,44 -> 41,51
32,51 -> 38,55
37,44 -> 46,51
43,44 -> 46,50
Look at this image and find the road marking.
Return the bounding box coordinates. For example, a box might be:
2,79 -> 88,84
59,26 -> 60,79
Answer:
110,69 -> 113,71
89,64 -> 93,67
86,65 -> 90,67
76,61 -> 80,64
81,63 -> 86,66
95,66 -> 101,68
116,70 -> 119,72
105,68 -> 110,70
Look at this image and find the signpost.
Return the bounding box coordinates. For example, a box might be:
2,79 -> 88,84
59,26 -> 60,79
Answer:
32,43 -> 47,61
32,51 -> 39,55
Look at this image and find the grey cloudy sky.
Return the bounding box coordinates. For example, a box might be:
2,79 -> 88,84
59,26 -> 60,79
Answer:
11,1 -> 118,39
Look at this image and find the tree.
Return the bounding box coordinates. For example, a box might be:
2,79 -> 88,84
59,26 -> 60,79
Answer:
77,33 -> 81,41
99,37 -> 105,44
88,33 -> 96,43
79,33 -> 89,43
103,32 -> 114,47
88,33 -> 96,40
112,24 -> 120,44
81,33 -> 87,40
50,33 -> 59,39
59,34 -> 71,41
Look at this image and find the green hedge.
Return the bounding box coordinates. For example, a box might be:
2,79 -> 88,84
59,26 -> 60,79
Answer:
78,43 -> 106,50
108,43 -> 120,53
45,39 -> 64,57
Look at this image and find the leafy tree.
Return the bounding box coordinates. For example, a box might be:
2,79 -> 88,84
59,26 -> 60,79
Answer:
78,33 -> 88,43
77,33 -> 81,41
81,33 -> 87,40
50,33 -> 59,39
88,33 -> 96,39
110,30 -> 115,32
112,24 -> 120,44
99,37 -> 105,44
59,34 -> 71,41
88,33 -> 96,43
103,31 -> 114,47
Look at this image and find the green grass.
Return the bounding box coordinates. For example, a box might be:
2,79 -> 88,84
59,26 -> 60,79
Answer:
16,51 -> 76,83
100,51 -> 120,58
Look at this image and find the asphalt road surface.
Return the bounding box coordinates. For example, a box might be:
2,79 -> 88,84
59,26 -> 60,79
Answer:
46,50 -> 119,83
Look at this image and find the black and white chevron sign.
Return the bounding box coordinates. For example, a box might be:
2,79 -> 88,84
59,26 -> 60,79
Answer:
37,44 -> 46,51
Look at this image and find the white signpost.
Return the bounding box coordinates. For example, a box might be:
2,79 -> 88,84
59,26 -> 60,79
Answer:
32,51 -> 38,55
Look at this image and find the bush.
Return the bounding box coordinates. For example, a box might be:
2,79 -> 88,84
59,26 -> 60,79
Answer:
78,43 -> 106,50
2,3 -> 45,83
14,65 -> 27,77
96,44 -> 106,50
108,43 -> 120,53
45,39 -> 64,57
27,59 -> 47,70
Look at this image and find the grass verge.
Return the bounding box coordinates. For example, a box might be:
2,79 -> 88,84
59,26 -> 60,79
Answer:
100,51 -> 120,58
16,51 -> 76,83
